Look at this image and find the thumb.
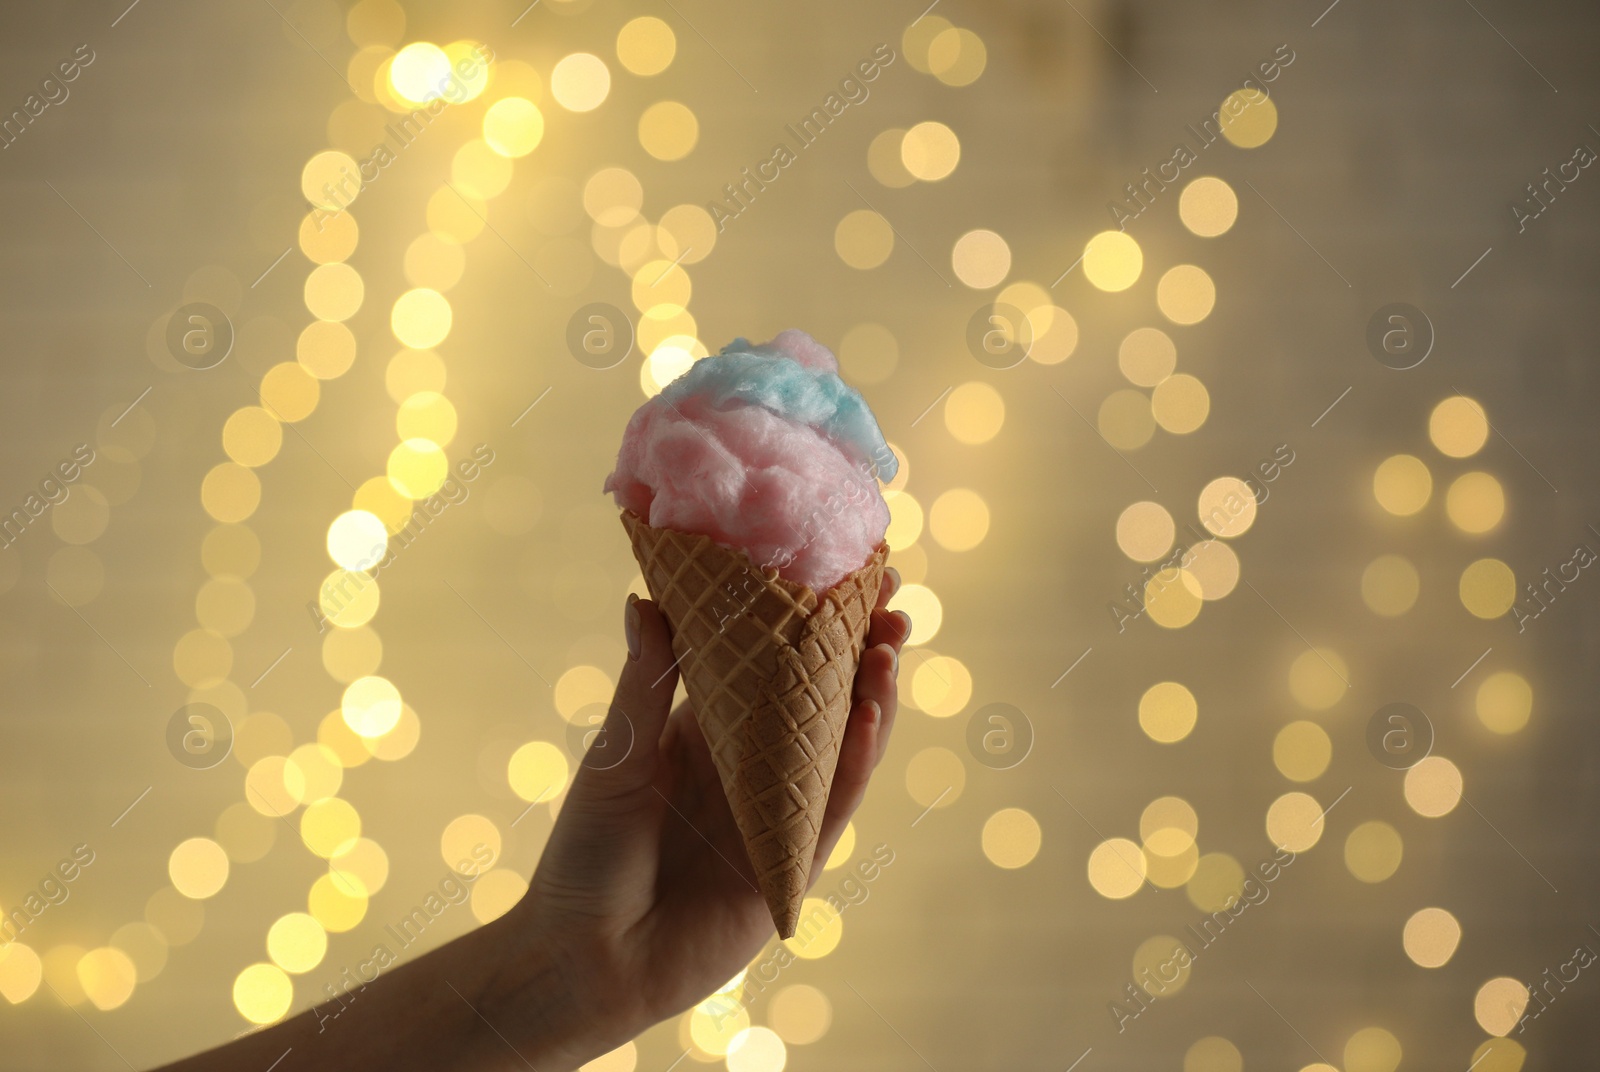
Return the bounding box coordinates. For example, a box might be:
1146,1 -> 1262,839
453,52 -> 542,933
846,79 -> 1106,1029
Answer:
567,594 -> 680,802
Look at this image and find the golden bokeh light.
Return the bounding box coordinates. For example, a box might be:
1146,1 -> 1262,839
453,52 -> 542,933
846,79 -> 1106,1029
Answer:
1402,906 -> 1461,967
1372,454 -> 1432,516
1184,539 -> 1240,600
1405,755 -> 1463,817
387,439 -> 449,499
1474,977 -> 1529,1036
1429,395 -> 1490,457
1139,681 -> 1198,743
391,288 -> 452,349
1266,791 -> 1325,852
1361,554 -> 1420,616
1446,471 -> 1505,533
1156,265 -> 1216,325
1344,820 -> 1403,883
904,746 -> 965,808
298,320 -> 358,379
284,742 -> 344,805
319,568 -> 380,629
1179,176 -> 1239,236
396,390 -> 458,445
1151,373 -> 1210,434
910,655 -> 972,717
0,943 -> 44,1004
1476,670 -> 1532,733
900,121 -> 961,181
1273,720 -> 1332,782
471,870 -> 529,924
1185,853 -> 1245,913
1087,838 -> 1146,899
1288,648 -> 1348,710
834,210 -> 894,270
301,150 -> 361,211
551,52 -> 611,112
304,262 -> 364,322
329,838 -> 390,897
555,664 -> 615,720
76,947 -> 137,1011
1144,568 -> 1202,628
1197,477 -> 1257,538
868,127 -> 916,188
342,675 -> 402,738
1118,327 -> 1177,387
929,27 -> 987,86
442,814 -> 502,872
1218,89 -> 1278,148
1184,1036 -> 1242,1072
387,42 -> 451,104
1116,500 -> 1175,562
327,510 -> 388,571
308,872 -> 368,933
403,235 -> 466,293
1459,558 -> 1516,618
1132,934 -> 1192,997
981,808 -> 1042,869
886,583 -> 941,644
769,984 -> 831,1045
1343,1027 -> 1401,1072
951,229 -> 1011,289
616,16 -> 675,75
451,139 -> 513,199
509,741 -> 570,803
232,962 -> 293,1025
944,382 -> 1005,444
726,1026 -> 787,1072
1140,797 -> 1198,855
1082,230 -> 1142,291
929,488 -> 990,551
638,101 -> 698,161
266,913 -> 327,974
201,462 -> 261,524
299,209 -> 359,265
483,97 -> 544,158
169,837 -> 230,899
300,797 -> 362,858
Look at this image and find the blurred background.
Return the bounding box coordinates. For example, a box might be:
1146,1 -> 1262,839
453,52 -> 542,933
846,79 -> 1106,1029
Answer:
2,0 -> 1598,1068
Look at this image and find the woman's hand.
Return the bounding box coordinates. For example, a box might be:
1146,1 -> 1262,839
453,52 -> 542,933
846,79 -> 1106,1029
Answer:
486,568 -> 909,1066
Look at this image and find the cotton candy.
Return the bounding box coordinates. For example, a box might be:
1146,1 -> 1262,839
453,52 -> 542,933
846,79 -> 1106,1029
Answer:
604,330 -> 893,592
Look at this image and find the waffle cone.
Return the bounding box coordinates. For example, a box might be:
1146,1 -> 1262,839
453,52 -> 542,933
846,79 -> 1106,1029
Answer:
620,511 -> 888,938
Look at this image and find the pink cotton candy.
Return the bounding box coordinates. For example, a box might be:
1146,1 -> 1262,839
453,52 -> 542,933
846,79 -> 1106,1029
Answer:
606,395 -> 889,593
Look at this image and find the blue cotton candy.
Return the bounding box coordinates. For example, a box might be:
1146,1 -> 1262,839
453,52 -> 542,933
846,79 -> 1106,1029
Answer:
655,331 -> 899,483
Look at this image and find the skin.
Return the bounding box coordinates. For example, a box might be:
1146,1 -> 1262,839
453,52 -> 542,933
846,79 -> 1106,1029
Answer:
156,569 -> 909,1072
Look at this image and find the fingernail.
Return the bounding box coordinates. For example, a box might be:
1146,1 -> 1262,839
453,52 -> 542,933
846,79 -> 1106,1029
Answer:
886,566 -> 901,592
879,642 -> 898,676
625,594 -> 642,660
865,699 -> 881,726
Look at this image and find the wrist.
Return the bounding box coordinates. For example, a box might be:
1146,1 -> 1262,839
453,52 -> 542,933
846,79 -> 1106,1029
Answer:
475,901 -> 634,1070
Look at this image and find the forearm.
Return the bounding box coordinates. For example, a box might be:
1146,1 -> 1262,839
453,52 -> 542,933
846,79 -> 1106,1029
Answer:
153,912 -> 596,1072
